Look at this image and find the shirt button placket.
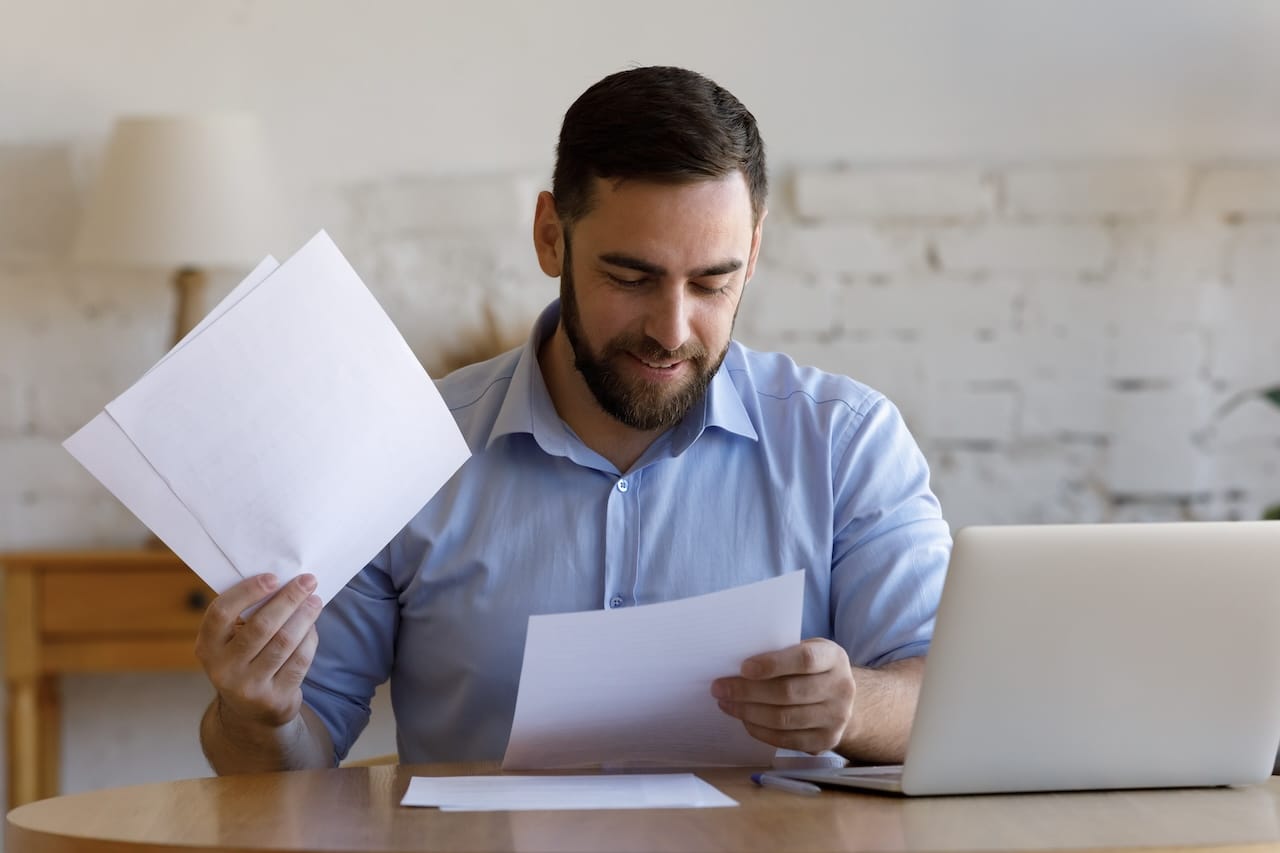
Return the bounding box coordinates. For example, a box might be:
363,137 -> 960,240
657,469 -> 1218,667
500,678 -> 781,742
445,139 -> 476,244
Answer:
605,476 -> 633,610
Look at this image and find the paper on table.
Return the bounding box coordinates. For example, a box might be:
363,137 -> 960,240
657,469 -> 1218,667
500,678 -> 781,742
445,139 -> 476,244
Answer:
400,774 -> 738,811
502,571 -> 805,770
64,256 -> 283,593
66,231 -> 471,604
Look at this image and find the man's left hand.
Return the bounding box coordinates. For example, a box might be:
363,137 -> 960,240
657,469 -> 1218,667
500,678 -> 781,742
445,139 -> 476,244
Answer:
710,638 -> 856,754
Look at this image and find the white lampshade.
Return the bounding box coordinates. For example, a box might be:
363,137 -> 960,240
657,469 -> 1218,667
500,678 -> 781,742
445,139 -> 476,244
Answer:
75,114 -> 284,269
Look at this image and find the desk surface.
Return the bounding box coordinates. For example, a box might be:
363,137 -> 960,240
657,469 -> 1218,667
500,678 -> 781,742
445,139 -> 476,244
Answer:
7,762 -> 1280,853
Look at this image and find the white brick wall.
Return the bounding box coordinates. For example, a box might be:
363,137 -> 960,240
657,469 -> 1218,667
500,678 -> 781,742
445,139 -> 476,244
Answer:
6,155 -> 1280,550
792,167 -> 994,221
1195,166 -> 1280,217
932,224 -> 1112,275
1003,165 -> 1187,219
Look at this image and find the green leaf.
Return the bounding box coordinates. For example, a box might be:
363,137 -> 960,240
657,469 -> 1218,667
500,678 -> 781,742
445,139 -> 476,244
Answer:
1262,386 -> 1280,409
1264,503 -> 1280,522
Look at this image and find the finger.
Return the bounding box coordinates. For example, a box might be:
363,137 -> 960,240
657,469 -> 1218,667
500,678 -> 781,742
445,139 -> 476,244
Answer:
196,574 -> 280,652
227,574 -> 318,661
272,624 -> 319,693
712,672 -> 831,706
741,638 -> 844,680
717,698 -> 834,732
739,720 -> 838,754
249,592 -> 322,678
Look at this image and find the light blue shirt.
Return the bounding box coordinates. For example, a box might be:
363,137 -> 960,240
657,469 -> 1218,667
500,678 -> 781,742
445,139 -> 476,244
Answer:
303,301 -> 951,764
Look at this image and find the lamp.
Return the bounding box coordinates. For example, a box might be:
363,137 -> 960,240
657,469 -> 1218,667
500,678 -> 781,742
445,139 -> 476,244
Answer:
74,114 -> 284,346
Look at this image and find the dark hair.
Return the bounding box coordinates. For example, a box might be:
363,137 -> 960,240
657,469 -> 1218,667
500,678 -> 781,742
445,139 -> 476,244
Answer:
552,66 -> 767,228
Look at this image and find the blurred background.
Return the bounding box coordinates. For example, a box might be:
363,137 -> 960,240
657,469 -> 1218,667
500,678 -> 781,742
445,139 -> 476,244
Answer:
2,0 -> 1280,818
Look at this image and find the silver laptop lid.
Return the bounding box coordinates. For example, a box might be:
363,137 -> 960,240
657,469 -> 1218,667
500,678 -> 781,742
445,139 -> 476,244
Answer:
901,521 -> 1280,796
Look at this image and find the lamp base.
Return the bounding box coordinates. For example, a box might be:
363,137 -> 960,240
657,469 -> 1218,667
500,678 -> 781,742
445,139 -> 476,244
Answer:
173,266 -> 208,347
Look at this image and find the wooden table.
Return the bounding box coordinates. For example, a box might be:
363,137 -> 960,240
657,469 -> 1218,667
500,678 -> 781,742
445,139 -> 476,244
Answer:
7,762 -> 1280,852
1,550 -> 208,809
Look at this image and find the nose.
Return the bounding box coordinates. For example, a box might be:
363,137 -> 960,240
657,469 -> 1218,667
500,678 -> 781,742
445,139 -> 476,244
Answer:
644,284 -> 691,353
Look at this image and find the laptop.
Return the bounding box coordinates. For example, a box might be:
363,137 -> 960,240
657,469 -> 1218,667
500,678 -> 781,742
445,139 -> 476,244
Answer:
774,521 -> 1280,796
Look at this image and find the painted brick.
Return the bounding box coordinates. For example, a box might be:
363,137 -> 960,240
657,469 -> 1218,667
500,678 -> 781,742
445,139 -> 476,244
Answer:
1107,328 -> 1203,384
1209,394 -> 1280,445
1205,285 -> 1280,387
1019,281 -> 1110,380
1226,223 -> 1280,284
837,279 -> 1017,334
0,145 -> 78,260
926,333 -> 1027,384
924,388 -> 1018,443
1145,221 -> 1229,287
353,173 -> 538,235
738,268 -> 836,336
769,222 -> 920,276
933,224 -> 1110,274
1209,445 -> 1280,512
0,375 -> 25,434
929,444 -> 1108,528
1003,165 -> 1187,218
792,167 -> 994,221
1105,388 -> 1211,495
1194,166 -> 1280,217
1021,383 -> 1110,437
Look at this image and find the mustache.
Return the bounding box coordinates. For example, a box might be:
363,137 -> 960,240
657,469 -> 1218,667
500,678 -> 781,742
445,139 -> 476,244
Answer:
606,335 -> 708,364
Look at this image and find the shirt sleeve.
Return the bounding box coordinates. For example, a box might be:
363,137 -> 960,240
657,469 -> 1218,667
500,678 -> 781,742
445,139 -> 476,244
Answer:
829,395 -> 952,668
301,545 -> 399,765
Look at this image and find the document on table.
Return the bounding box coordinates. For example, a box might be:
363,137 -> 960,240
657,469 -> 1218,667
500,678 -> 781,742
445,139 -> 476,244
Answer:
400,774 -> 738,811
64,231 -> 471,605
502,571 -> 805,770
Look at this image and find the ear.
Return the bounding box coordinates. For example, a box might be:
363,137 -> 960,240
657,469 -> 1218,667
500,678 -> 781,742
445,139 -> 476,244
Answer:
742,207 -> 768,285
532,191 -> 565,278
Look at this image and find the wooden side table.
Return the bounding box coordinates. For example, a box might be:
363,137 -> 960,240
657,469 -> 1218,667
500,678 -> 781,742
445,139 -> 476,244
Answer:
2,550 -> 211,809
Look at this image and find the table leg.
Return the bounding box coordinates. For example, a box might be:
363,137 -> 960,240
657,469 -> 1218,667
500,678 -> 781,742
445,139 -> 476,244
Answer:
38,675 -> 60,801
8,676 -> 40,808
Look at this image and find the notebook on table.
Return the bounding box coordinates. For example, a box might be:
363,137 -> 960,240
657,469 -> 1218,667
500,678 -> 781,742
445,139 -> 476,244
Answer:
775,522 -> 1280,796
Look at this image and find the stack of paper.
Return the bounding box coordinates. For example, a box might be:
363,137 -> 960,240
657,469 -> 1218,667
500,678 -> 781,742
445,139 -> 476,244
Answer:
401,774 -> 738,811
65,231 -> 471,604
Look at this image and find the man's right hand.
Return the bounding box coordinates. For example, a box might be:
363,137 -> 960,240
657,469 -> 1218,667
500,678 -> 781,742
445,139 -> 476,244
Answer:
195,573 -> 322,730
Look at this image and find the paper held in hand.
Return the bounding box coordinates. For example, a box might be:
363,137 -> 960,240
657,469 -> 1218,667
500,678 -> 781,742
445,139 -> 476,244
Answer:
64,230 -> 472,605
502,571 -> 805,770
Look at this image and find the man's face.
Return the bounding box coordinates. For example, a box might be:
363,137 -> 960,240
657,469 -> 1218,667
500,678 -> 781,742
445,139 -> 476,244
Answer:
556,173 -> 763,432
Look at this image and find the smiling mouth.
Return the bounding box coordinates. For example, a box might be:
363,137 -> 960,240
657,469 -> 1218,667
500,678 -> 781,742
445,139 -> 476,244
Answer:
629,353 -> 683,371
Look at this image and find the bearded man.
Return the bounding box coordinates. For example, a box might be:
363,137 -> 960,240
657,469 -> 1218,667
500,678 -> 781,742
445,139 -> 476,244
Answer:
197,65 -> 952,774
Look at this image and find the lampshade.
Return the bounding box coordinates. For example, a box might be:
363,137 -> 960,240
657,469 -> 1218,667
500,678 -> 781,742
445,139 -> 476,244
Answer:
74,114 -> 283,269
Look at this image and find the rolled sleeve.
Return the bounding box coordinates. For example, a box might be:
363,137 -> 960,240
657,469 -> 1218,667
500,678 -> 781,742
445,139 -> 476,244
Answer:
302,547 -> 399,764
830,396 -> 951,668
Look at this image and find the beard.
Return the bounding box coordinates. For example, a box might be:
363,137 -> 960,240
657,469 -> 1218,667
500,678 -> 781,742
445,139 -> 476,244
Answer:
559,240 -> 730,432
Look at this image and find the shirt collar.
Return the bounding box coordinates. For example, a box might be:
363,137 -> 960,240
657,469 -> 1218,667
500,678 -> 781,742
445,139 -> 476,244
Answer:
486,300 -> 759,456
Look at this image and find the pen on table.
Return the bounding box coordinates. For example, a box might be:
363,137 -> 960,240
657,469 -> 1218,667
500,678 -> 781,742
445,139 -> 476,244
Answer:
751,772 -> 821,796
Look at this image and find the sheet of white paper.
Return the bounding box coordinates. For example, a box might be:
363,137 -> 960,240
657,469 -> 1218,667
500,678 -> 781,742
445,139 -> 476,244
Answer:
74,230 -> 470,605
502,571 -> 805,770
64,412 -> 243,591
150,255 -> 281,373
400,774 -> 738,811
63,257 -> 283,593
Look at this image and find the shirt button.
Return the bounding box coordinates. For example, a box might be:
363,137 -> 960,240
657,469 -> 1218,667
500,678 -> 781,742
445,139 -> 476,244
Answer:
609,596 -> 624,608
616,479 -> 629,493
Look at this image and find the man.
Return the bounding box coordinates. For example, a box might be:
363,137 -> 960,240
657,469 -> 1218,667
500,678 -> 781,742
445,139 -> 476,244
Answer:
197,66 -> 951,774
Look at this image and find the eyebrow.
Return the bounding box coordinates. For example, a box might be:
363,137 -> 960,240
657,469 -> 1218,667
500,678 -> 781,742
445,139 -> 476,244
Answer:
598,252 -> 743,279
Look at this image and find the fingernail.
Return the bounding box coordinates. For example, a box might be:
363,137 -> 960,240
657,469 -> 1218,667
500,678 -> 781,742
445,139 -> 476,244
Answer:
710,682 -> 727,700
306,594 -> 322,609
300,574 -> 318,593
743,661 -> 764,679
262,574 -> 279,590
